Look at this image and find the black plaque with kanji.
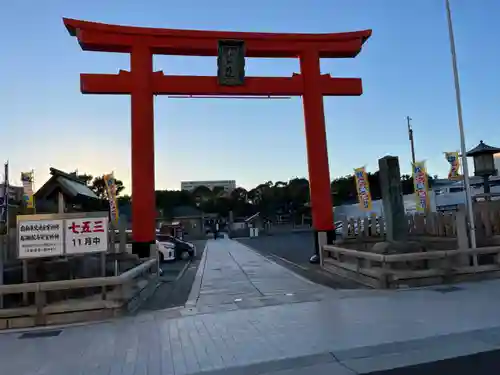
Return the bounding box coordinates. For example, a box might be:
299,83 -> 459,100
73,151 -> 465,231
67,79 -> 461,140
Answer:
217,40 -> 245,86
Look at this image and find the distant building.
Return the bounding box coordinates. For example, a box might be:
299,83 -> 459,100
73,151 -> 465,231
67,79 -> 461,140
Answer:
0,184 -> 24,202
494,153 -> 500,174
34,168 -> 100,213
181,180 -> 236,193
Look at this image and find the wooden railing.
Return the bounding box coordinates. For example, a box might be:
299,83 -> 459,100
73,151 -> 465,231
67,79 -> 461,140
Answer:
338,212 -> 458,239
338,201 -> 500,241
0,258 -> 158,329
322,244 -> 500,289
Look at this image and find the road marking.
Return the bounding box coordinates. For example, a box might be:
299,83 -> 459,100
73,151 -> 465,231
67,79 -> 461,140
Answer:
267,254 -> 309,271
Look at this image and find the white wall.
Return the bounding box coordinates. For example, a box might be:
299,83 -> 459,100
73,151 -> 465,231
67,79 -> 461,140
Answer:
333,192 -> 437,220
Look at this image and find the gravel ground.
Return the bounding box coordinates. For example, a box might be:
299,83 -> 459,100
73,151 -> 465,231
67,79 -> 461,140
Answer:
237,233 -> 364,289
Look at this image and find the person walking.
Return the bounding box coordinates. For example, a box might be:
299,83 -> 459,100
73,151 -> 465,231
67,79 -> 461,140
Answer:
214,222 -> 219,240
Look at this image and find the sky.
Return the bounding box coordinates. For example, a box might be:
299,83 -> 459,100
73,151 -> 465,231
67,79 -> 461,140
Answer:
1,0 -> 499,193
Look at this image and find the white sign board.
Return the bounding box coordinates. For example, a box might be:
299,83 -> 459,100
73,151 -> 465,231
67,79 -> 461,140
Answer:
18,220 -> 64,259
65,217 -> 109,255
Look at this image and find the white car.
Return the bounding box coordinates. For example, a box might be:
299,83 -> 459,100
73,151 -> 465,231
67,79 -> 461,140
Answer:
155,237 -> 176,262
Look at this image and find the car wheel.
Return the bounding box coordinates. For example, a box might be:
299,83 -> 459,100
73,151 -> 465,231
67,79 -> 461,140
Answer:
179,250 -> 191,261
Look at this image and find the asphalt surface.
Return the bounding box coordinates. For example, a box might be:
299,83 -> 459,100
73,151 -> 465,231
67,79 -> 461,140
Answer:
237,232 -> 364,289
187,347 -> 500,375
369,349 -> 500,375
138,240 -> 207,311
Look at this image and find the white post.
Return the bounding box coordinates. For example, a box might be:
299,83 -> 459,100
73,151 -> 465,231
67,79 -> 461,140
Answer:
152,243 -> 161,280
317,231 -> 327,267
445,0 -> 477,250
57,191 -> 65,214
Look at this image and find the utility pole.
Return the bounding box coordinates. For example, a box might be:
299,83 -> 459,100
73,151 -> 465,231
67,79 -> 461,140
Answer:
407,116 -> 416,165
445,0 -> 476,249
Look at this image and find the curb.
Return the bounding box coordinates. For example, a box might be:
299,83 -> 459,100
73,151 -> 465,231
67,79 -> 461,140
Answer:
185,242 -> 209,308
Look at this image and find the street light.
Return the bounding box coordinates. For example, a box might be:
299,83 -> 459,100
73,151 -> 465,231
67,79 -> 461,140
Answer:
445,0 -> 476,249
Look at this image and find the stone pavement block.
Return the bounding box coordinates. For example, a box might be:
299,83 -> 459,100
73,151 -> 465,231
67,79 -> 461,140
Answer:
196,303 -> 239,315
187,352 -> 341,375
264,362 -> 355,375
235,298 -> 266,309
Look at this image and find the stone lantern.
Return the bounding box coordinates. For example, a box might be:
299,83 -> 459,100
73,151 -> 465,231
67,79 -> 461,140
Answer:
466,140 -> 500,194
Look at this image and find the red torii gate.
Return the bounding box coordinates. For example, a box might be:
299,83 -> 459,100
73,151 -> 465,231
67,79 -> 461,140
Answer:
64,18 -> 371,257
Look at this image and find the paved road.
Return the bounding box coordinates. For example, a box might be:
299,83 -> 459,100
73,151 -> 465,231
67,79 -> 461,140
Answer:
138,240 -> 207,311
237,233 -> 363,289
240,232 -> 317,265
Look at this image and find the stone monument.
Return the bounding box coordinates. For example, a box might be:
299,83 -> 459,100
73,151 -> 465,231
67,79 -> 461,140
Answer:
378,156 -> 407,242
372,156 -> 423,254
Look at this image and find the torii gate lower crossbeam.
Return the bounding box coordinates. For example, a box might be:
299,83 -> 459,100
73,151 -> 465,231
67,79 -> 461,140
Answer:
64,18 -> 371,258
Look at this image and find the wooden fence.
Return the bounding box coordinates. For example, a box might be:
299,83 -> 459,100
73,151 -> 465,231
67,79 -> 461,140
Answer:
338,201 -> 500,240
323,201 -> 500,288
337,212 -> 457,239
322,244 -> 500,289
0,257 -> 158,329
0,218 -> 157,329
473,200 -> 500,238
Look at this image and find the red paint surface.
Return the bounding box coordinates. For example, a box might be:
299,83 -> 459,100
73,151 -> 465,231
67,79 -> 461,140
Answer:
64,18 -> 371,242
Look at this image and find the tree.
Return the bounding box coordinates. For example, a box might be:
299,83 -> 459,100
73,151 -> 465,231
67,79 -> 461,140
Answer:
91,176 -> 125,199
77,173 -> 93,186
212,186 -> 227,198
191,185 -> 212,202
75,167 -> 438,221
287,178 -> 310,218
76,173 -> 125,199
155,189 -> 193,218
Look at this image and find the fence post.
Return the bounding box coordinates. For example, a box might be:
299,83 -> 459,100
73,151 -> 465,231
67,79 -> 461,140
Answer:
119,218 -> 127,253
456,207 -> 473,266
152,243 -> 160,282
0,234 -> 4,309
22,260 -> 28,305
34,287 -> 46,326
317,231 -> 327,267
101,252 -> 107,300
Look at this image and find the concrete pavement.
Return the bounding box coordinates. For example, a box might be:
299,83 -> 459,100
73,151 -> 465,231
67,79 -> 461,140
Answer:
3,238 -> 500,374
184,235 -> 333,315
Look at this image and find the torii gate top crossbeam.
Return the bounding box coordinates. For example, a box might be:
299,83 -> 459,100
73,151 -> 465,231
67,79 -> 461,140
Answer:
63,18 -> 371,58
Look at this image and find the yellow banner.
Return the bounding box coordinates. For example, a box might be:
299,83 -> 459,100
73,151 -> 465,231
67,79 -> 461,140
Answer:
445,151 -> 462,180
103,173 -> 119,225
354,167 -> 373,211
412,161 -> 430,212
20,171 -> 35,209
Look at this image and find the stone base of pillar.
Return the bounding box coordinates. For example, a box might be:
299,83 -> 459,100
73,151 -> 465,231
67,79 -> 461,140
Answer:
309,230 -> 333,264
